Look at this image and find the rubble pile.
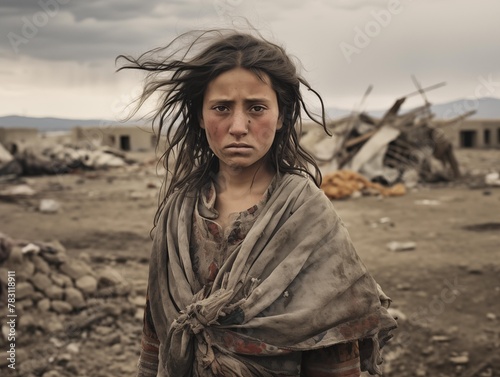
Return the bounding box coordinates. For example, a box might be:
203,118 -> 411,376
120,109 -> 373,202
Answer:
0,140 -> 133,178
320,170 -> 406,199
0,142 -> 22,176
0,232 -> 143,375
301,82 -> 473,189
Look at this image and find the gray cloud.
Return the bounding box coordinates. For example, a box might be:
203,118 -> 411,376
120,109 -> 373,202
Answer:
327,0 -> 390,10
1,0 -> 499,118
1,0 -> 215,61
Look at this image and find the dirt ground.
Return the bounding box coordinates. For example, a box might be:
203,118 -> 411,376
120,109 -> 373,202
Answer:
1,148 -> 499,377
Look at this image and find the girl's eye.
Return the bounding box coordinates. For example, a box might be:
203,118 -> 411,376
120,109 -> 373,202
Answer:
251,105 -> 266,112
213,105 -> 228,112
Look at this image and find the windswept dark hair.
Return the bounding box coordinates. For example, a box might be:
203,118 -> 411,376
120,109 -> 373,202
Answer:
116,29 -> 328,227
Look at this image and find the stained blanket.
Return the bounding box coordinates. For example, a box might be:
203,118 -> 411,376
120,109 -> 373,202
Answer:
147,173 -> 397,376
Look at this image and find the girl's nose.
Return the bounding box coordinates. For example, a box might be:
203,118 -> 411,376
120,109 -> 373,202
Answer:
229,110 -> 249,136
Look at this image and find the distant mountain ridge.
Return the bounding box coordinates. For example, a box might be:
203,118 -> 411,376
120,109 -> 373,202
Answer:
0,116 -> 141,132
326,97 -> 500,121
1,97 -> 499,131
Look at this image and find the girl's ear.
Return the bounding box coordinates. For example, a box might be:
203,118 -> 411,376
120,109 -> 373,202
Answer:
276,115 -> 283,130
200,117 -> 205,129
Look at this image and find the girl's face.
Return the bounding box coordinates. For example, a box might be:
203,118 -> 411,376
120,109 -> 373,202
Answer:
201,67 -> 282,175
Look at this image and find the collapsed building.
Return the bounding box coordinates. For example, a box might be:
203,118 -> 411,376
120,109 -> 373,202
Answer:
0,140 -> 133,178
300,82 -> 473,198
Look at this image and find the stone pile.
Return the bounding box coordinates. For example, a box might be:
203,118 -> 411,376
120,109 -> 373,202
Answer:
0,232 -> 135,340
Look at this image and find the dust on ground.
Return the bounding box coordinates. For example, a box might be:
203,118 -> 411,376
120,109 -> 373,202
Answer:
1,149 -> 499,377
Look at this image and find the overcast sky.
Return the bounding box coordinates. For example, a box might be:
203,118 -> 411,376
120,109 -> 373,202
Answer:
1,0 -> 499,120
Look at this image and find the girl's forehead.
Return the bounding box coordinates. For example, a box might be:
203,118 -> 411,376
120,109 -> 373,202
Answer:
205,68 -> 273,95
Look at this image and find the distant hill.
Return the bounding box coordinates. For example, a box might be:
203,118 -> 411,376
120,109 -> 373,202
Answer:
430,97 -> 500,120
326,97 -> 500,120
0,116 -> 142,132
1,97 -> 498,130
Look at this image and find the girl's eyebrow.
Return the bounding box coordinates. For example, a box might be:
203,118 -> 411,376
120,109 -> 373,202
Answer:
206,98 -> 271,105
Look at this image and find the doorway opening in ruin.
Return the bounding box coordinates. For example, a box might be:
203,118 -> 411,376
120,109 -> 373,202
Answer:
460,130 -> 476,148
120,135 -> 131,151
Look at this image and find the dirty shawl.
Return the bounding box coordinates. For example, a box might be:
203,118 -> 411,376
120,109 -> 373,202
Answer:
146,173 -> 397,376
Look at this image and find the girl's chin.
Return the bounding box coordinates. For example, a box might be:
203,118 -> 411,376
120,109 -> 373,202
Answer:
220,159 -> 268,172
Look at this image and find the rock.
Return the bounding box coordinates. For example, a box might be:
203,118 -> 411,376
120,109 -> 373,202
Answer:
431,335 -> 451,343
32,255 -> 51,274
421,346 -> 434,356
32,291 -> 45,302
94,325 -> 114,336
50,272 -> 73,288
449,353 -> 469,365
486,313 -> 497,321
115,353 -> 128,361
396,283 -> 411,291
100,302 -> 123,317
75,275 -> 98,295
17,281 -> 35,300
97,266 -> 126,287
45,285 -> 64,300
45,316 -> 64,333
0,267 -> 9,285
0,184 -> 35,197
480,368 -> 493,377
37,298 -> 51,311
65,362 -> 79,375
51,300 -> 73,314
119,363 -> 137,374
40,239 -> 66,255
129,295 -> 145,307
415,365 -> 427,376
65,288 -> 86,309
22,243 -> 41,255
1,324 -> 9,340
414,199 -> 441,206
60,259 -> 93,280
96,282 -> 132,298
130,191 -> 153,199
135,308 -> 145,321
387,241 -> 417,252
0,233 -> 12,263
55,353 -> 72,365
18,258 -> 36,280
19,313 -> 38,329
66,342 -> 80,354
7,246 -> 24,264
30,272 -> 53,292
78,252 -> 91,264
416,291 -> 429,298
16,348 -> 28,364
485,172 -> 500,186
39,240 -> 67,265
18,298 -> 34,311
49,337 -> 64,348
40,251 -> 67,265
102,333 -> 121,346
39,199 -> 61,213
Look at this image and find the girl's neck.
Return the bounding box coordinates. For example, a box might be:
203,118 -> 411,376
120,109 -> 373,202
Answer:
215,162 -> 275,198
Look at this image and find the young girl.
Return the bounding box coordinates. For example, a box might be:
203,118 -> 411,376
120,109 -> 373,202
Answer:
118,30 -> 397,377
